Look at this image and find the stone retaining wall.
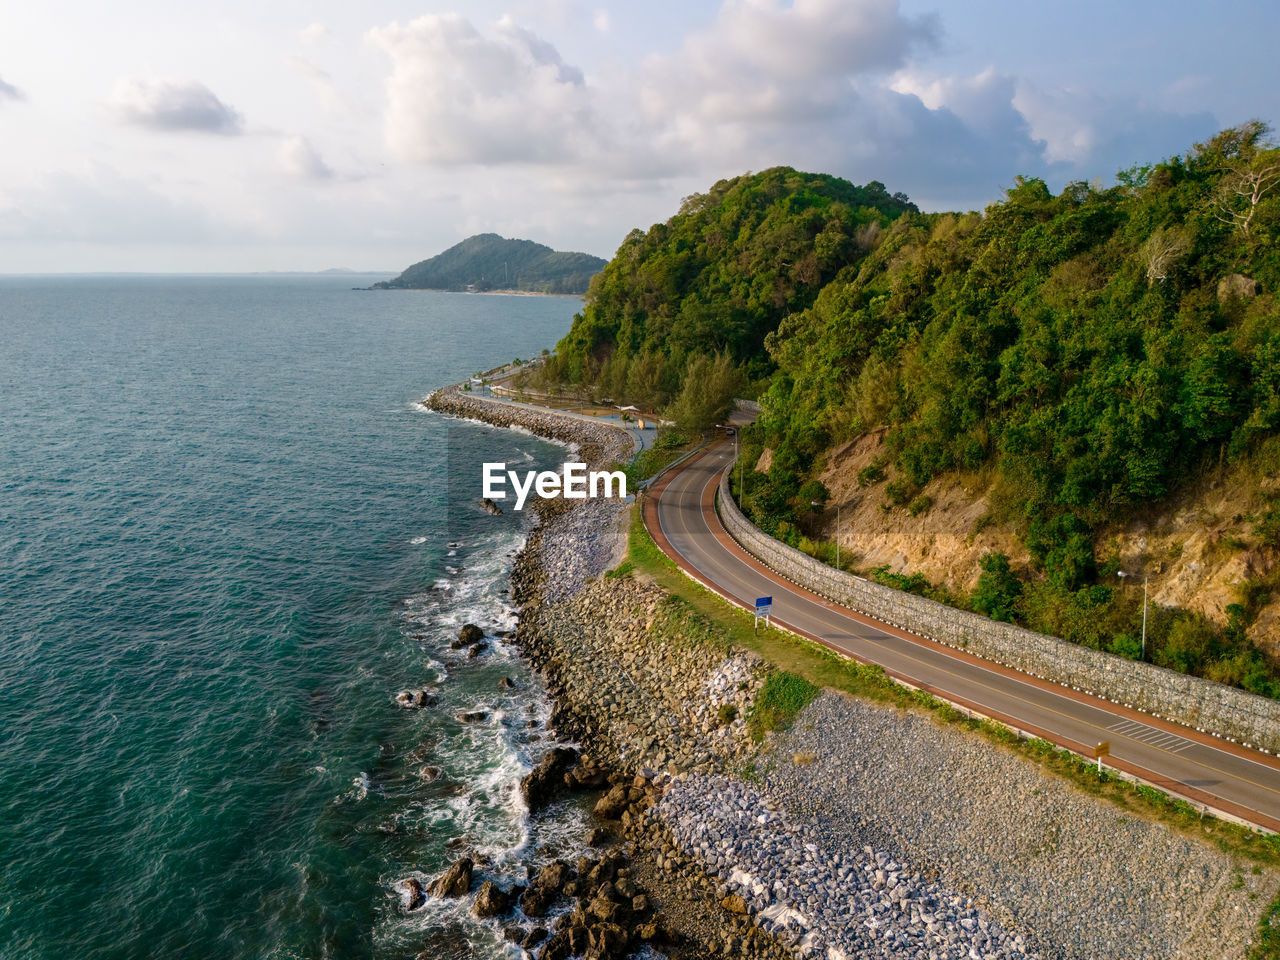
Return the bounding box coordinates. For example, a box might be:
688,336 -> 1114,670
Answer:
717,470 -> 1280,755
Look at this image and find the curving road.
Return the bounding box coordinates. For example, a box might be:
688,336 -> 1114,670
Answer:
646,443 -> 1280,834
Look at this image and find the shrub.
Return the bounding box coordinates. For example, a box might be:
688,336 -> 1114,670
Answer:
1028,512 -> 1096,591
885,477 -> 915,506
1155,616 -> 1218,674
872,565 -> 931,595
717,703 -> 738,725
857,463 -> 885,486
1256,501 -> 1280,548
907,494 -> 934,516
1108,633 -> 1143,660
969,551 -> 1023,623
798,479 -> 830,509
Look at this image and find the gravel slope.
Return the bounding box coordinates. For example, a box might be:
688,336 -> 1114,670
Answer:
764,693 -> 1276,960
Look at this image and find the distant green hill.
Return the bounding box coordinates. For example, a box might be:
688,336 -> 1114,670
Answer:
373,234 -> 606,295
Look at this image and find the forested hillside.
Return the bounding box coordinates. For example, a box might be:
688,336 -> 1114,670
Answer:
375,233 -> 605,294
548,168 -> 916,424
549,125 -> 1280,695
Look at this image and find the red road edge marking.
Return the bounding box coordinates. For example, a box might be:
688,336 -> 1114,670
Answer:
642,447 -> 1280,834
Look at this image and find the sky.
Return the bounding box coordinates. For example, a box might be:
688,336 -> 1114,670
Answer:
0,0 -> 1277,273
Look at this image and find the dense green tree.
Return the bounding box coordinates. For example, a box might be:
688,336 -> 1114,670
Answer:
970,552 -> 1023,623
554,167 -> 917,398
666,352 -> 741,433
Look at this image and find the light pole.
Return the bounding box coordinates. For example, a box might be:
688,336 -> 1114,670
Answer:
1118,570 -> 1149,660
812,500 -> 841,571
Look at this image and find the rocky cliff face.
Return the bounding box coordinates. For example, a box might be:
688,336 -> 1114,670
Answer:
815,430 -> 1280,653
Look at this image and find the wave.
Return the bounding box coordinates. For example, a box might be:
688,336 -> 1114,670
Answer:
376,527 -> 589,954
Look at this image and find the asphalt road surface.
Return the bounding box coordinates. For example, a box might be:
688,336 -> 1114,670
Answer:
650,443 -> 1280,833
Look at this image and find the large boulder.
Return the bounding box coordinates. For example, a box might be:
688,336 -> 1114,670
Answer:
635,922 -> 671,944
395,688 -> 435,708
540,931 -> 571,960
521,927 -> 548,949
521,746 -> 580,812
398,877 -> 425,911
586,922 -> 629,960
541,926 -> 590,960
585,850 -> 625,886
519,884 -> 556,917
533,859 -> 574,891
587,897 -> 623,924
567,760 -> 609,790
593,784 -> 630,820
472,880 -> 510,918
568,926 -> 592,957
427,858 -> 473,898
457,623 -> 485,645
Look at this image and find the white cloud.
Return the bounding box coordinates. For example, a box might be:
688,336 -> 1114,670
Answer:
628,0 -> 940,165
367,13 -> 600,166
358,2 -> 1221,213
299,22 -> 329,45
109,78 -> 243,135
891,66 -> 1021,136
0,0 -> 1239,272
278,136 -> 334,180
0,74 -> 23,102
1010,83 -> 1099,164
1013,81 -> 1215,172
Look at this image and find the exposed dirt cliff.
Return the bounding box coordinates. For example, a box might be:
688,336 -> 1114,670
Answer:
810,430 -> 1280,654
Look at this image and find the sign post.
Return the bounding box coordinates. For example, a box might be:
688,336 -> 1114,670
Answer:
754,596 -> 772,631
1095,740 -> 1110,775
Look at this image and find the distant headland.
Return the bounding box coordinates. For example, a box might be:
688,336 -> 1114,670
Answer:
371,234 -> 606,295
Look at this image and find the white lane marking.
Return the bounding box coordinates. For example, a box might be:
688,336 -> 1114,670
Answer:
1107,718 -> 1196,755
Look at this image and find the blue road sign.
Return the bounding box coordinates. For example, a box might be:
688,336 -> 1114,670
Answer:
755,596 -> 772,614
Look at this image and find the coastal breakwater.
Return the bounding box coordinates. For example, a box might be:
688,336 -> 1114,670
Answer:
419,386 -> 1275,960
718,469 -> 1280,756
425,385 -> 634,466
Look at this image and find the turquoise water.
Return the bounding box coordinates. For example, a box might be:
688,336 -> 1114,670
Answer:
0,277 -> 579,959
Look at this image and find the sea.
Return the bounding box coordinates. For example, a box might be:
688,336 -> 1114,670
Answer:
0,276 -> 586,959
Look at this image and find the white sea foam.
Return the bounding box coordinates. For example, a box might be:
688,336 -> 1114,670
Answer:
385,524 -> 590,948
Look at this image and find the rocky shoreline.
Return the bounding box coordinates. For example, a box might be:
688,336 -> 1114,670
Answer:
419,385 -> 792,957
416,386 -> 1277,960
